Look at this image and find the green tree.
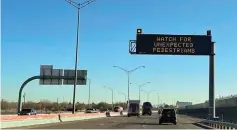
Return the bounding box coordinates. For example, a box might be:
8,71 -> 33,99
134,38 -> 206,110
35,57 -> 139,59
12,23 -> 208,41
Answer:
164,104 -> 169,108
76,102 -> 85,111
22,101 -> 36,109
1,99 -> 9,110
96,102 -> 109,110
8,102 -> 17,110
91,102 -> 97,108
35,102 -> 42,110
50,102 -> 59,111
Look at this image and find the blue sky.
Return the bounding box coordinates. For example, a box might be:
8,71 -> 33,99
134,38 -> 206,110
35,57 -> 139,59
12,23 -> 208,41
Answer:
1,0 -> 237,105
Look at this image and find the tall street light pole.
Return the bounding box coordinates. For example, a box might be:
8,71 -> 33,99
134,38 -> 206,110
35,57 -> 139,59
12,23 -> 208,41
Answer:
113,66 -> 145,105
65,0 -> 96,114
118,92 -> 126,108
87,78 -> 91,108
135,82 -> 150,102
104,86 -> 114,108
157,93 -> 160,108
141,90 -> 154,102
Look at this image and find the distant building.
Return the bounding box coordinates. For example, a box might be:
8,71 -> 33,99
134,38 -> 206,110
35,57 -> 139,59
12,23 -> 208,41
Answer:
176,101 -> 192,109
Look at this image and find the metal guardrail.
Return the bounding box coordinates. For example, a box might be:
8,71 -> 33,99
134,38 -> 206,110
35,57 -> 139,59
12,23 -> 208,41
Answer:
200,119 -> 237,129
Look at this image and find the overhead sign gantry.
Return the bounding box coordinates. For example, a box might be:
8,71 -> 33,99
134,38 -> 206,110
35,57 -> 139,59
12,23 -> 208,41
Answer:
129,29 -> 216,119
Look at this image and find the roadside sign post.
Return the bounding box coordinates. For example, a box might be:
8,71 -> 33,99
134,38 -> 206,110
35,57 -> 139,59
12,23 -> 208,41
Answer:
129,29 -> 216,119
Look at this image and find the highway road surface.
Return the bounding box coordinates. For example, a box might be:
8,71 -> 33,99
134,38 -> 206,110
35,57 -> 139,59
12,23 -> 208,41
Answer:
7,114 -> 205,129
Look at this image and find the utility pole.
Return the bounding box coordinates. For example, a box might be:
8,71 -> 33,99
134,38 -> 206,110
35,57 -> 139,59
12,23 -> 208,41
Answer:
65,0 -> 96,114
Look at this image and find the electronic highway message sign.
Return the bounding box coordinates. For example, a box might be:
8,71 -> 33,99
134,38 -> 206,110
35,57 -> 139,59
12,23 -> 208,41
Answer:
136,34 -> 212,55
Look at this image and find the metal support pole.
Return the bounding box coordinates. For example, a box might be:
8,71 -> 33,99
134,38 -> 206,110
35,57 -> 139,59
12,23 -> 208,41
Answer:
139,86 -> 141,101
118,92 -> 126,109
17,76 -> 85,114
72,7 -> 80,114
18,76 -> 40,114
124,95 -> 126,107
88,79 -> 91,108
57,98 -> 59,112
65,0 -> 95,114
127,73 -> 130,104
113,65 -> 145,109
208,30 -> 215,119
112,89 -> 114,108
23,93 -> 26,106
157,94 -> 160,108
137,82 -> 150,104
104,86 -> 114,109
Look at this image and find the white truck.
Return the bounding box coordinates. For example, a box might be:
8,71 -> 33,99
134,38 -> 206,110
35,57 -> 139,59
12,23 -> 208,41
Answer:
127,100 -> 140,117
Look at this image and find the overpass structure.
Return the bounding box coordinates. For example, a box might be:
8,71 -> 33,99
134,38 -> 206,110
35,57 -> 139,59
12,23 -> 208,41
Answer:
178,95 -> 237,122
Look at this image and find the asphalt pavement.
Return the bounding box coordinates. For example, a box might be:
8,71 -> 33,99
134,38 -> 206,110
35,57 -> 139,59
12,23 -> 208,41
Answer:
7,114 -> 205,129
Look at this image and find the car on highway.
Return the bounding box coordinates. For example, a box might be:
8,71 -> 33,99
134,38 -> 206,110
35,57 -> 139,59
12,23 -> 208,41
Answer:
113,106 -> 123,112
158,108 -> 177,125
100,108 -> 109,113
65,107 -> 78,112
85,108 -> 97,113
142,102 -> 152,116
18,108 -> 37,115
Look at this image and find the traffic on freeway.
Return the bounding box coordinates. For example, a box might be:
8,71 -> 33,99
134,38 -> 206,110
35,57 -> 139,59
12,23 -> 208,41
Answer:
2,0 -> 237,129
7,114 -> 204,129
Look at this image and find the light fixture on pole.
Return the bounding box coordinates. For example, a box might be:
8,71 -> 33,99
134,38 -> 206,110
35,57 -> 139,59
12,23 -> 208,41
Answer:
65,0 -> 96,114
103,86 -> 114,108
118,92 -> 126,108
132,82 -> 150,102
113,66 -> 145,105
141,90 -> 154,102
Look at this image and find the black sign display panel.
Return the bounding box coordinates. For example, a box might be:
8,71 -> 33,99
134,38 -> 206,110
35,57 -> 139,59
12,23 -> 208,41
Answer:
136,34 -> 212,55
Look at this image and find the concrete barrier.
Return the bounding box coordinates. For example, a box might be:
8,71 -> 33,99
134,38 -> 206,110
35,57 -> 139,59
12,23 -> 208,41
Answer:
0,112 -> 91,121
1,112 -> 84,117
1,112 -> 121,128
1,114 -> 49,117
